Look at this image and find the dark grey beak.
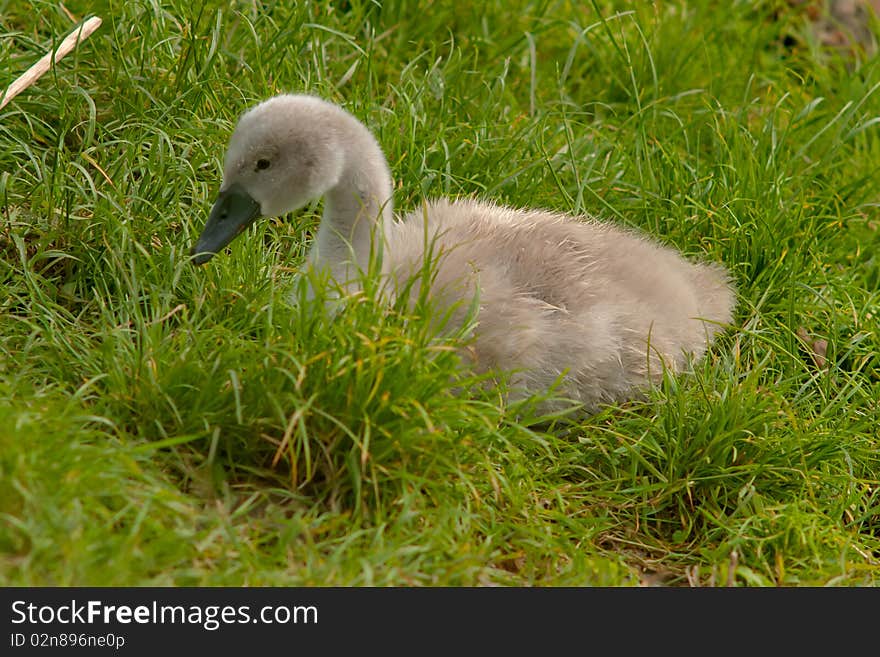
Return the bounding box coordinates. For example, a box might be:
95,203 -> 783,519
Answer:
190,183 -> 262,265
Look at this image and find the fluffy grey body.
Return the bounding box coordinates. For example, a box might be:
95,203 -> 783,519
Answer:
191,94 -> 736,413
388,198 -> 734,410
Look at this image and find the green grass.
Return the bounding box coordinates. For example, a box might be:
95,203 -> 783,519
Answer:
1,0 -> 878,586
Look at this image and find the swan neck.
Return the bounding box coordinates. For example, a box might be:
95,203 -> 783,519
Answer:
310,128 -> 393,285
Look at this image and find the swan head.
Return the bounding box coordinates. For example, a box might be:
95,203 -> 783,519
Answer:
190,94 -> 346,264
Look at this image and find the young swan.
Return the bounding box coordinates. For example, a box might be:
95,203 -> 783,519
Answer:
191,94 -> 736,413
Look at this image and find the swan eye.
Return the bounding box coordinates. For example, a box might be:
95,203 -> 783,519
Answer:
255,158 -> 271,171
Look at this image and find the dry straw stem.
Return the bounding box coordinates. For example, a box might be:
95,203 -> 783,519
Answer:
0,16 -> 102,110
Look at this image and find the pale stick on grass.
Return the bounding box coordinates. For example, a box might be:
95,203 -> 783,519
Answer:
0,16 -> 103,110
